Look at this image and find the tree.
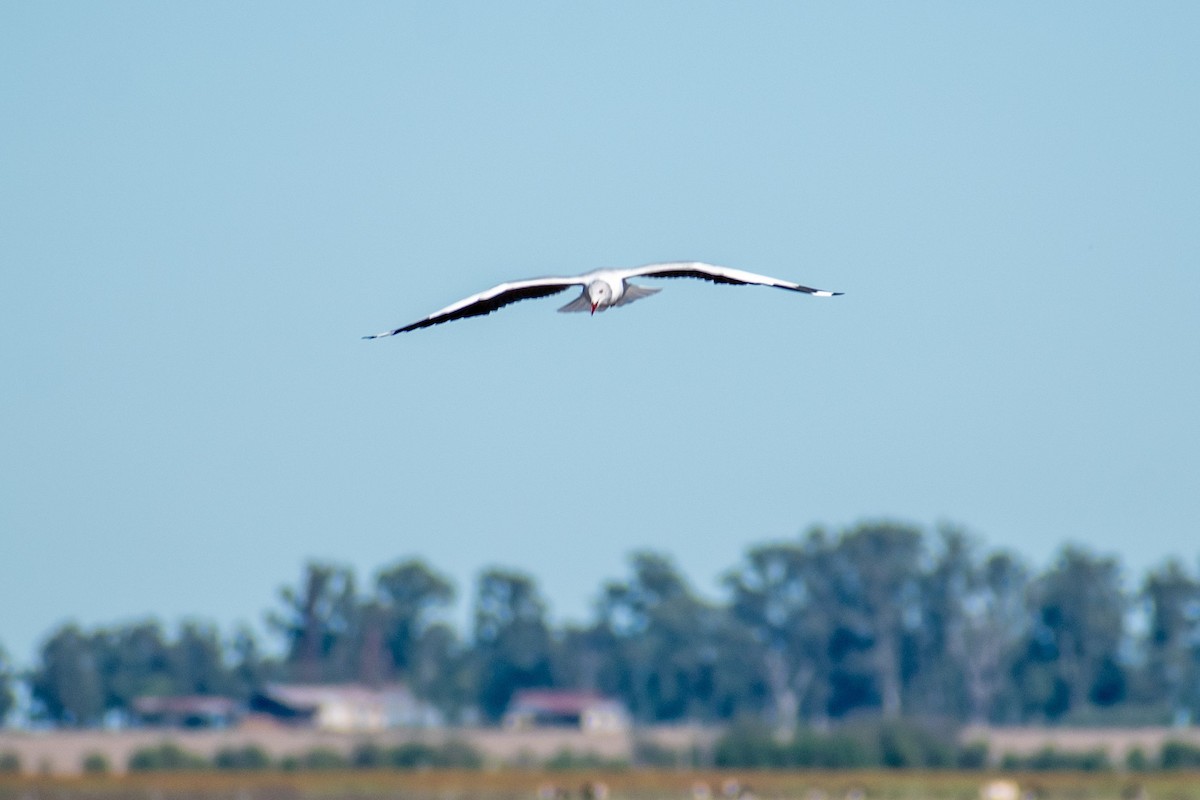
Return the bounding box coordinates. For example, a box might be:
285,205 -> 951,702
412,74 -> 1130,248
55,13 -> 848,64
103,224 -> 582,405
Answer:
374,558 -> 456,683
600,551 -> 751,722
1019,545 -> 1127,719
227,626 -> 275,700
904,528 -> 1031,724
959,550 -> 1029,723
906,527 -> 975,720
412,621 -> 471,719
30,624 -> 105,725
93,621 -> 172,712
168,621 -> 230,696
472,568 -> 554,720
0,643 -> 14,724
29,620 -> 275,722
1142,558 -> 1200,723
725,531 -> 839,730
552,621 -> 615,696
269,562 -> 360,682
828,523 -> 925,718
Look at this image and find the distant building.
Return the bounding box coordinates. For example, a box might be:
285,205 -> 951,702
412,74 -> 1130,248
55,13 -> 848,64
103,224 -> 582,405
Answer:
248,683 -> 441,732
503,690 -> 630,732
131,695 -> 240,728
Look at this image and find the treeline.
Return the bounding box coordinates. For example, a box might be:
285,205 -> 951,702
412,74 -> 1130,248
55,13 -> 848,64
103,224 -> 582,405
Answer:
4,521 -> 1200,729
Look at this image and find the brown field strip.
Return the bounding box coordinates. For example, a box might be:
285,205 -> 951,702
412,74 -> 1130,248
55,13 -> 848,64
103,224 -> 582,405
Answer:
3,770 -> 1200,800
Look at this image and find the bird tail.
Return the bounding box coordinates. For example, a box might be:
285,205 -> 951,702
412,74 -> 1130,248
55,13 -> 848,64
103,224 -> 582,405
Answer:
612,283 -> 661,307
557,291 -> 593,313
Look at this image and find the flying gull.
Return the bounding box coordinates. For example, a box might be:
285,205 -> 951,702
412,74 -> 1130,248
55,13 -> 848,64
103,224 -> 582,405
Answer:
363,261 -> 842,338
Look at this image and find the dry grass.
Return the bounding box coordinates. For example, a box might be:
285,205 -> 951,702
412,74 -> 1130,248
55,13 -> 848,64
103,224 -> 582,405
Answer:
2,770 -> 1200,800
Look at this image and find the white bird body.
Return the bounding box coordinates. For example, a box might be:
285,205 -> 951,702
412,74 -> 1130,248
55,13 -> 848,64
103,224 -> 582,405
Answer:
582,268 -> 628,303
364,261 -> 841,338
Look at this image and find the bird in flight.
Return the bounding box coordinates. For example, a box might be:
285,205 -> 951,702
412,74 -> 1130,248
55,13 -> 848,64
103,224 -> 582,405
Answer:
363,261 -> 842,338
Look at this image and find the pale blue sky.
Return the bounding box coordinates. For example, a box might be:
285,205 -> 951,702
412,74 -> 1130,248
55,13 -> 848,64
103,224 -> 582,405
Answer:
3,3 -> 1198,665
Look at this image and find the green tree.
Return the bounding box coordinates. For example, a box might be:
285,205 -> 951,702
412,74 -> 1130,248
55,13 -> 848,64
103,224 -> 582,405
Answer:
600,551 -> 748,722
908,529 -> 1029,723
0,643 -> 15,723
374,558 -> 456,687
1019,545 -> 1127,719
725,531 -> 838,729
30,624 -> 105,725
551,622 -> 612,694
907,528 -> 975,720
473,568 -> 554,720
168,621 -> 231,695
227,626 -> 276,700
960,550 -> 1029,723
829,522 -> 925,718
1141,558 -> 1200,722
30,620 -> 270,722
269,562 -> 360,682
414,620 -> 472,719
95,621 -> 172,712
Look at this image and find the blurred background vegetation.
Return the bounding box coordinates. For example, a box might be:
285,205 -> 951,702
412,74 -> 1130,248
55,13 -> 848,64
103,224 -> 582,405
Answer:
3,521 -> 1200,734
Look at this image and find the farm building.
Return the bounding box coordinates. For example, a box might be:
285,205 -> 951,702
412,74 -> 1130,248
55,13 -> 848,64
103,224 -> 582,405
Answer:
503,690 -> 630,732
248,683 -> 441,731
131,695 -> 240,728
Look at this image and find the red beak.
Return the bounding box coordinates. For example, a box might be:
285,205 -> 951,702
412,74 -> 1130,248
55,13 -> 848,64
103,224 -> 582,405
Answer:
590,303 -> 597,315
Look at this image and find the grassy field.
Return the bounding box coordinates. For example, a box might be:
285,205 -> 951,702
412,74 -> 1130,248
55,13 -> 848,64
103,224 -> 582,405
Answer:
2,770 -> 1199,800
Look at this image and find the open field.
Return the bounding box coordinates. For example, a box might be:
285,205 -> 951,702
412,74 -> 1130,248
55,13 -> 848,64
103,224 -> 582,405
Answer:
3,770 -> 1200,800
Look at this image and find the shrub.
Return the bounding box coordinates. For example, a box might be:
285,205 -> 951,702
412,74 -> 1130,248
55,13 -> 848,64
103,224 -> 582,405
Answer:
301,747 -> 347,770
999,752 -> 1023,771
876,721 -> 955,769
715,719 -> 978,770
1021,746 -> 1111,772
1125,746 -> 1150,772
878,723 -> 923,769
957,740 -> 989,770
128,742 -> 208,772
1159,740 -> 1200,770
713,722 -> 786,768
1077,748 -> 1112,772
798,730 -> 875,769
388,742 -> 439,768
213,745 -> 272,771
544,748 -> 626,771
368,740 -> 483,770
81,752 -> 110,775
632,738 -> 683,768
436,739 -> 484,769
0,751 -> 20,774
711,720 -> 999,770
348,742 -> 383,768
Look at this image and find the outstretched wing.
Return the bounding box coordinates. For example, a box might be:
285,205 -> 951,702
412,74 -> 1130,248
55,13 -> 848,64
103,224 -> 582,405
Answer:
364,276 -> 584,338
624,261 -> 842,296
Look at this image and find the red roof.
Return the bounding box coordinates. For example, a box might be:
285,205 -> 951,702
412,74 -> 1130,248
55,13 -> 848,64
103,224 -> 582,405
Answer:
509,690 -> 619,714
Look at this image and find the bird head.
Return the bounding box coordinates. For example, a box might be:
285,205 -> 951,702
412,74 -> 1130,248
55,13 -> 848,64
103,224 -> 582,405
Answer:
586,281 -> 612,314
